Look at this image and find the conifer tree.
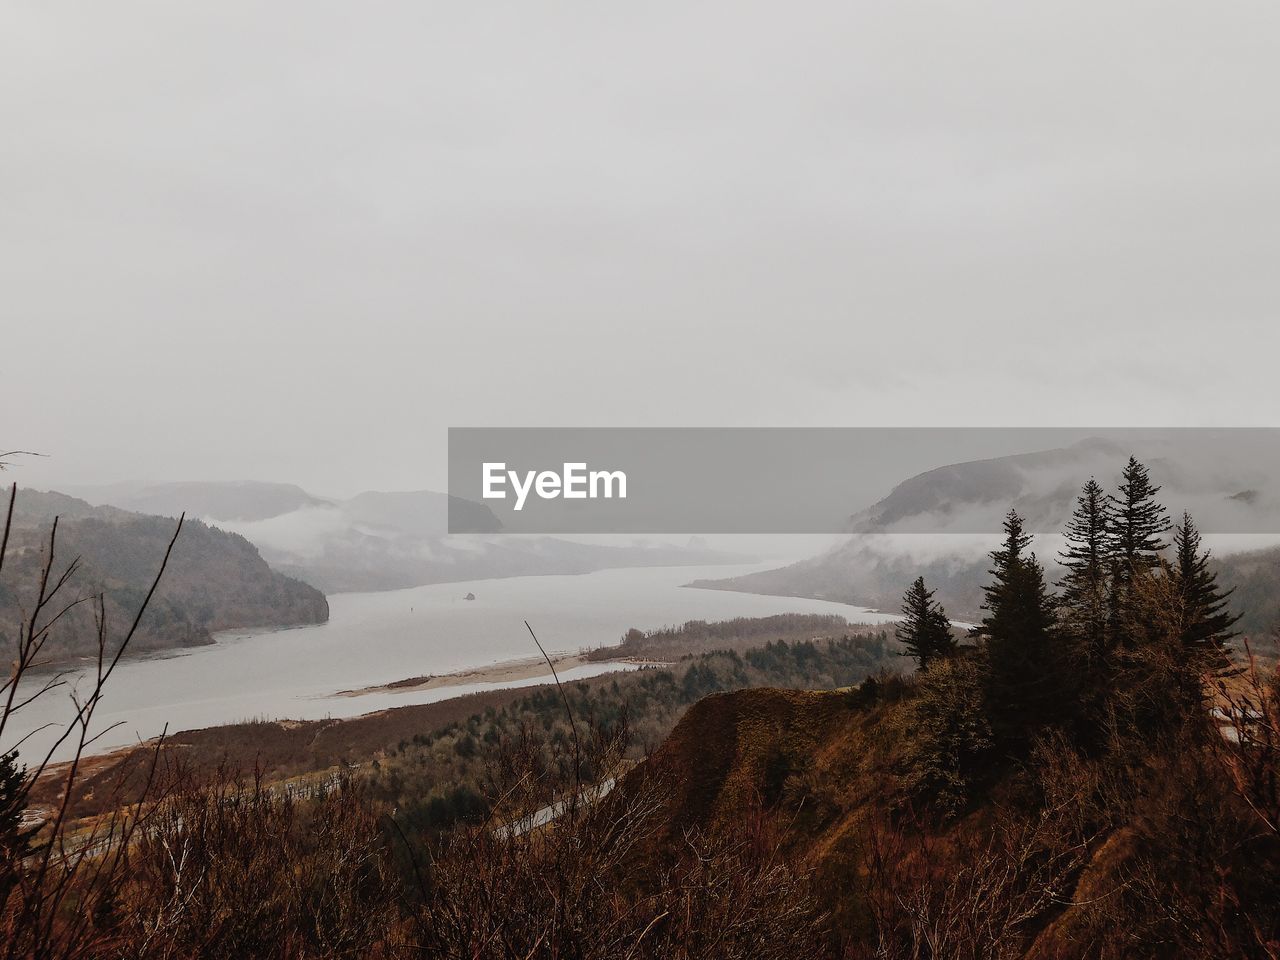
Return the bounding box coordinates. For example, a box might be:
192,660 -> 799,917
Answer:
1171,512 -> 1240,676
977,511 -> 1063,730
0,750 -> 35,905
1058,479 -> 1111,656
896,576 -> 957,671
975,509 -> 1033,642
991,553 -> 1064,729
990,553 -> 1058,656
1106,457 -> 1171,650
1108,457 -> 1171,576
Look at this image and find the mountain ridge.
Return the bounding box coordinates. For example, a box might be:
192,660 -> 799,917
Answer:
69,479 -> 740,593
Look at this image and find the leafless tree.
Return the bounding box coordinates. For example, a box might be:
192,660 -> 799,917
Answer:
1,482 -> 183,959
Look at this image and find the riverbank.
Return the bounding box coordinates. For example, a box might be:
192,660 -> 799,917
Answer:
8,564 -> 900,764
31,626 -> 897,830
334,653 -> 633,697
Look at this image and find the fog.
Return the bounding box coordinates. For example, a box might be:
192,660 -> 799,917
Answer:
4,2 -> 1280,497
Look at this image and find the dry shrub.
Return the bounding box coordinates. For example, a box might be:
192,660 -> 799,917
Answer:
858,734 -> 1112,960
405,713 -> 826,959
892,654 -> 993,816
119,771 -> 398,960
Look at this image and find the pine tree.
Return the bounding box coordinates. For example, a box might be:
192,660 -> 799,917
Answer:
1171,512 -> 1240,677
975,509 -> 1033,642
990,553 -> 1064,731
991,553 -> 1058,656
1108,457 -> 1171,576
1058,479 -> 1111,657
896,576 -> 957,671
977,511 -> 1064,731
1106,457 -> 1171,650
0,750 -> 35,905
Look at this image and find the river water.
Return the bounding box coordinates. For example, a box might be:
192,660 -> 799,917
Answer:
7,563 -> 898,762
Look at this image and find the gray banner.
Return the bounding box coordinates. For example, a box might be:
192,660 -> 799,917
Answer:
448,427 -> 1280,534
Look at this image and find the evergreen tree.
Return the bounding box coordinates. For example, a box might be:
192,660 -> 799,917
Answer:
988,552 -> 1064,731
0,750 -> 35,905
1106,457 -> 1171,652
1058,479 -> 1111,656
1171,512 -> 1240,676
1108,457 -> 1171,576
975,509 -> 1033,642
989,553 -> 1058,657
896,576 -> 957,671
976,511 -> 1064,731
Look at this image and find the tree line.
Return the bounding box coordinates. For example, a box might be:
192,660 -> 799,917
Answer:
896,456 -> 1242,781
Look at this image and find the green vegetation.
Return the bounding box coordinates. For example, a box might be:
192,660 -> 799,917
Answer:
371,629 -> 897,837
975,511 -> 1066,736
585,612 -> 858,660
1171,511 -> 1240,669
1057,477 -> 1110,657
894,576 -> 956,671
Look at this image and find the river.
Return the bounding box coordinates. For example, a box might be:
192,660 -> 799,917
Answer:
7,563 -> 899,762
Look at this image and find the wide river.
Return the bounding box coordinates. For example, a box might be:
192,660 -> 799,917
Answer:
9,563 -> 899,763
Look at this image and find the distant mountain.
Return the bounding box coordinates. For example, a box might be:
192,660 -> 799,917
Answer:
698,440 -> 1280,649
847,435 -> 1280,535
73,481 -> 736,593
86,480 -> 332,522
1,490 -> 328,663
848,437 -> 1128,534
692,537 -> 995,623
341,490 -> 501,537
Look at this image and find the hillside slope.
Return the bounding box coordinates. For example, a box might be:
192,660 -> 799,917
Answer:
632,680 -> 1280,958
1,489 -> 328,662
1216,543 -> 1280,641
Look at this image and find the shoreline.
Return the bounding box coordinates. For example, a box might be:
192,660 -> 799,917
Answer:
334,653 -> 602,697
334,652 -> 673,698
34,653 -> 659,797
29,653 -> 665,781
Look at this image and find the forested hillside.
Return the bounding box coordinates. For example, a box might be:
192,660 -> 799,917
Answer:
584,613 -> 860,661
1216,543 -> 1280,644
0,489 -> 328,662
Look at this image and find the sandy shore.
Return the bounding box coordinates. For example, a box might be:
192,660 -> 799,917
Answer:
336,654 -> 599,697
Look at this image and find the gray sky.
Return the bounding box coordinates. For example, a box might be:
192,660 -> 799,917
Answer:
3,1 -> 1278,498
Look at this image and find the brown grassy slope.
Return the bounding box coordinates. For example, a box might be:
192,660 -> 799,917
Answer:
628,684 -> 1270,959
641,688 -> 861,836
631,685 -> 910,947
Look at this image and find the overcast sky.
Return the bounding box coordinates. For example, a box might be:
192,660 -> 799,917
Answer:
3,2 -> 1278,498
